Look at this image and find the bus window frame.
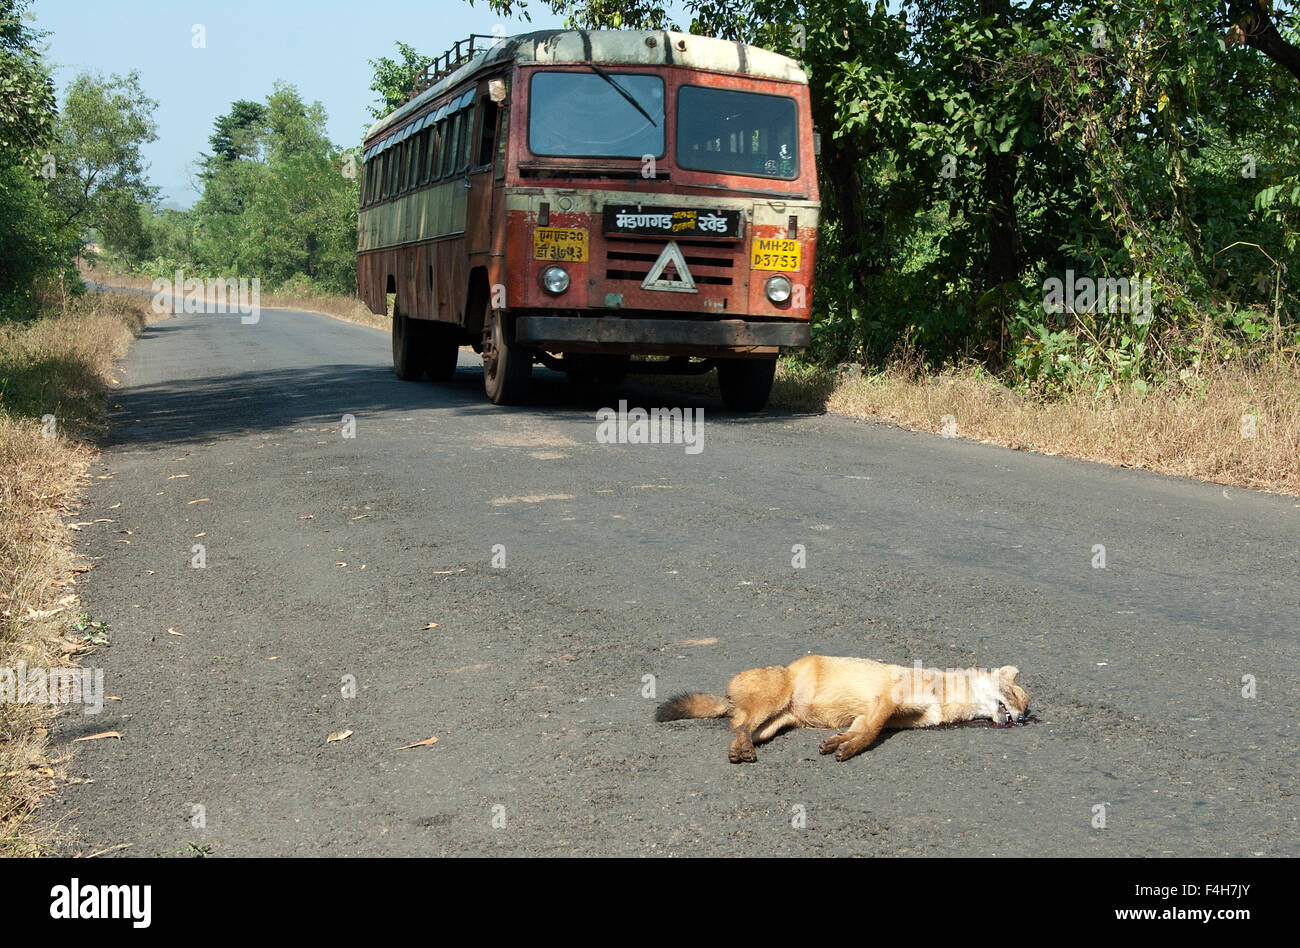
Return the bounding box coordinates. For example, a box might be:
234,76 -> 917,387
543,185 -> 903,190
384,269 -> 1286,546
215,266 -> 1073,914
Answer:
442,112 -> 462,179
475,99 -> 499,171
674,83 -> 801,182
457,104 -> 475,174
420,126 -> 437,185
494,105 -> 509,180
410,131 -> 422,189
526,68 -> 666,161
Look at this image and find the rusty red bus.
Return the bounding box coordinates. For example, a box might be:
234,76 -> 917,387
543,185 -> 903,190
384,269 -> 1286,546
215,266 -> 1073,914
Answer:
357,29 -> 819,410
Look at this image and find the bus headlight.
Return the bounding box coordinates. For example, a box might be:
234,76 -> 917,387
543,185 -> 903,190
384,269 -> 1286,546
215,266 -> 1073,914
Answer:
541,266 -> 571,295
765,275 -> 793,304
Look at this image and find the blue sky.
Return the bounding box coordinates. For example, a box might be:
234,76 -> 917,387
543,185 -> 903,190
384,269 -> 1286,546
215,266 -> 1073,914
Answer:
31,0 -> 583,206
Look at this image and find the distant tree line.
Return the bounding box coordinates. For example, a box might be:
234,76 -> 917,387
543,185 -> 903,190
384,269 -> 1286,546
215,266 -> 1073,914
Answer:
140,84 -> 360,295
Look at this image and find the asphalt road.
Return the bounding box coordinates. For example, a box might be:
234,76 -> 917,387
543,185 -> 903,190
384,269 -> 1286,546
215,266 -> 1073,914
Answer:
48,295 -> 1298,856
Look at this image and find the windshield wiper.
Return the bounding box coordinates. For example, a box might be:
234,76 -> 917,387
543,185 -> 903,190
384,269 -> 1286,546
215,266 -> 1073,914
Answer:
588,64 -> 658,128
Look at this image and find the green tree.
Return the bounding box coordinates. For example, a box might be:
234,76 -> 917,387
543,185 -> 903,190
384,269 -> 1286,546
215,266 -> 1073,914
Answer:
47,70 -> 159,264
0,0 -> 64,314
152,82 -> 360,295
206,99 -> 266,164
367,41 -> 436,119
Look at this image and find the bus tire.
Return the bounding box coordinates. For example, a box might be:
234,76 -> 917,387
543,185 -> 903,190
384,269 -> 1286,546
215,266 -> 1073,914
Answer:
425,323 -> 461,382
392,311 -> 426,381
717,356 -> 776,412
482,309 -> 532,405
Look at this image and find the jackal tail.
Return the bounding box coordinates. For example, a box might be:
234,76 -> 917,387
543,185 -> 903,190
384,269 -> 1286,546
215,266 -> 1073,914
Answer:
655,693 -> 731,722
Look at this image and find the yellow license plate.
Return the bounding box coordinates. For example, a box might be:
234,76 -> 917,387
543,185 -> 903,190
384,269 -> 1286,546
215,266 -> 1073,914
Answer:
533,228 -> 588,262
751,238 -> 802,271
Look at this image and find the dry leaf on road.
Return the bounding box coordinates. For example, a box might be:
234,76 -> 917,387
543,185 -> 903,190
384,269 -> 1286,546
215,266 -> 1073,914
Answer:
326,730 -> 353,743
395,736 -> 438,751
73,732 -> 122,743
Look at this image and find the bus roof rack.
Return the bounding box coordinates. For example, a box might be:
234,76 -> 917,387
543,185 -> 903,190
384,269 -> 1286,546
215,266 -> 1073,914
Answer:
408,35 -> 501,103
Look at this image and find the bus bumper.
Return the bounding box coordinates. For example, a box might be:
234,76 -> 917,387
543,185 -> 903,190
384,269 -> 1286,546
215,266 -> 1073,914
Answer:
514,316 -> 810,353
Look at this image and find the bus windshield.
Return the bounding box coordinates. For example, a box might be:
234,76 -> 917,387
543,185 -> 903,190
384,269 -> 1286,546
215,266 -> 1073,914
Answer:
528,71 -> 665,158
676,85 -> 799,180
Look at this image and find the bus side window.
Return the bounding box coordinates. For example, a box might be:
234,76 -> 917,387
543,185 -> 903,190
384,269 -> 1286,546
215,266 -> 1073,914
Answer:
408,135 -> 422,190
458,106 -> 474,173
434,120 -> 448,179
420,127 -> 435,184
443,114 -> 462,179
494,107 -> 509,180
477,101 -> 498,169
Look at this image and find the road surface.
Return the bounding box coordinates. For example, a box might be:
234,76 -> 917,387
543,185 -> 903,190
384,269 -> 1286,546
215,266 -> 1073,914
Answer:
48,296 -> 1299,856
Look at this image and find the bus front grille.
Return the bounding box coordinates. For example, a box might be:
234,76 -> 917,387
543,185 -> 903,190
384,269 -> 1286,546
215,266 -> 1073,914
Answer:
603,245 -> 737,287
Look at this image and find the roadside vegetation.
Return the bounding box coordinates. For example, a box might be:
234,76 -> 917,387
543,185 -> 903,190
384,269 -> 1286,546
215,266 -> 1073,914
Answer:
1,0 -> 165,853
0,291 -> 154,856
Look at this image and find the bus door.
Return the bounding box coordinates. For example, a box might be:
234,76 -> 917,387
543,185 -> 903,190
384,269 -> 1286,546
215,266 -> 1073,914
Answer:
466,81 -> 505,262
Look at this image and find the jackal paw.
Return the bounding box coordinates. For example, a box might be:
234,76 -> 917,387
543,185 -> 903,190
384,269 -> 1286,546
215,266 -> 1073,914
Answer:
729,744 -> 757,763
818,736 -> 844,755
834,744 -> 860,762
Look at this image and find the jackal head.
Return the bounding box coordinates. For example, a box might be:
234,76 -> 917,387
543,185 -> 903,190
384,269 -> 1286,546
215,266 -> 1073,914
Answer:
988,666 -> 1029,723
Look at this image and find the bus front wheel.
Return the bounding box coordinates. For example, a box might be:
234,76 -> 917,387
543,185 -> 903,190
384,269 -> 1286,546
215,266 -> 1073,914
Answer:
482,309 -> 532,405
717,356 -> 776,412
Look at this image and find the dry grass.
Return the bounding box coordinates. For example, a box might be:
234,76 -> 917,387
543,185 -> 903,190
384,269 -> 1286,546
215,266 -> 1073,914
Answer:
626,354 -> 1299,494
820,357 -> 1300,495
0,291 -> 155,856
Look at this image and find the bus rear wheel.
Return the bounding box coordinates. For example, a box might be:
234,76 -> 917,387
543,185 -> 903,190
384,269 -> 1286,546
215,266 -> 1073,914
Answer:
425,323 -> 461,382
392,310 -> 426,381
717,356 -> 776,412
482,309 -> 532,405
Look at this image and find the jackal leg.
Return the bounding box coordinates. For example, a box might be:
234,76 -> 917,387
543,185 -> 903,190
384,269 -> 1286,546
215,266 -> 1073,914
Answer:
754,712 -> 799,744
726,666 -> 794,763
818,702 -> 894,761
